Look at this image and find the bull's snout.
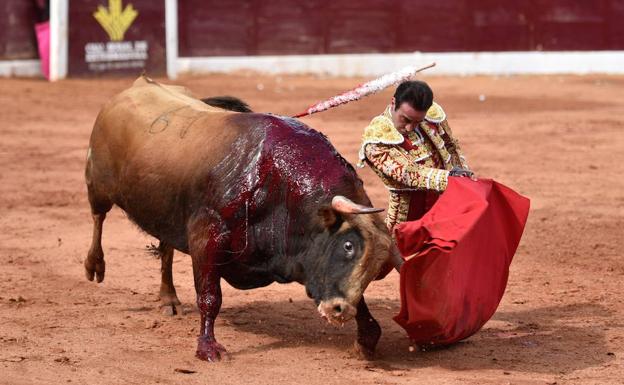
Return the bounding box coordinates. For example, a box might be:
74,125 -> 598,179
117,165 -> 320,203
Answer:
317,298 -> 356,326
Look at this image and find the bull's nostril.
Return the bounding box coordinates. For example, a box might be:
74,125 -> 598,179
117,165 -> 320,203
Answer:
333,304 -> 343,314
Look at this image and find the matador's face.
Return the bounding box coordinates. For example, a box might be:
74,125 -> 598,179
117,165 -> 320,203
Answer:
391,99 -> 426,135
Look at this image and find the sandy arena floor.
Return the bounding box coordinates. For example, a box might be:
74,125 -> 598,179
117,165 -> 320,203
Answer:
1,73 -> 623,385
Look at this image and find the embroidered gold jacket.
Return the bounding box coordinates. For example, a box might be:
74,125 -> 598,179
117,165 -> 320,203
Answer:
357,103 -> 470,231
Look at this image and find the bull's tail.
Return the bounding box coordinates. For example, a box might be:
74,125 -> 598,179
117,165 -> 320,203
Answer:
201,96 -> 252,113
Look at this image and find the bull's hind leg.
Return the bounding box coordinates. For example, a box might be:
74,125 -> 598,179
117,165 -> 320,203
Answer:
353,296 -> 381,360
84,186 -> 112,283
158,241 -> 182,315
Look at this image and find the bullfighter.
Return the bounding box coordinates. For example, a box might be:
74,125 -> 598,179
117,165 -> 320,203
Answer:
358,80 -> 473,232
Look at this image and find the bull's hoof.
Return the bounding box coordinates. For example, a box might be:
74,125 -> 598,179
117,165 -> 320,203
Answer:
159,294 -> 182,316
84,259 -> 105,283
160,302 -> 182,316
352,340 -> 376,360
354,318 -> 381,360
196,338 -> 229,362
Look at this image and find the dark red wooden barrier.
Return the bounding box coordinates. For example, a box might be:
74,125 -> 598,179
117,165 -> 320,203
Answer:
2,0 -> 623,74
178,0 -> 624,56
0,0 -> 38,60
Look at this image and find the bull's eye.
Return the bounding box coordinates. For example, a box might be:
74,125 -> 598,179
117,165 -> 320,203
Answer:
343,241 -> 355,259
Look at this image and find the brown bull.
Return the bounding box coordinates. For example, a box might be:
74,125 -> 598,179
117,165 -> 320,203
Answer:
84,76 -> 398,361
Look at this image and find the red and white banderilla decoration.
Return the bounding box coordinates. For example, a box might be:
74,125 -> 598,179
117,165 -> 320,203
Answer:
292,62 -> 436,118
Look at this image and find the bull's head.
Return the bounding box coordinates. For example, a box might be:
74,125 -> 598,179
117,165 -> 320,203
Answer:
303,196 -> 396,326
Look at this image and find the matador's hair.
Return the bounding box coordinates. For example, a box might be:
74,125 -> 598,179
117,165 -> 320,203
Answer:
393,80 -> 433,112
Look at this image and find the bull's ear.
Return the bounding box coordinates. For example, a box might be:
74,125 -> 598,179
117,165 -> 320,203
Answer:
317,206 -> 337,228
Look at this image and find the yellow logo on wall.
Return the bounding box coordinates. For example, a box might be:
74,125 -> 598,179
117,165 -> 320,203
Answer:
93,0 -> 138,41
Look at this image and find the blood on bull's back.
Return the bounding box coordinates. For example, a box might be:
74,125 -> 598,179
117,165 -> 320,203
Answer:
210,113 -> 373,268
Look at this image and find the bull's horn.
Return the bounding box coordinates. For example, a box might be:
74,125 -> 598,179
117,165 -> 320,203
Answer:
331,196 -> 384,214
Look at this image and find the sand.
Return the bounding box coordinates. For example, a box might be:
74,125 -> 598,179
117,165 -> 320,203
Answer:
1,73 -> 623,385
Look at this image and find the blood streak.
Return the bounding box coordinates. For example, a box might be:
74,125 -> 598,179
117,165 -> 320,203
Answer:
212,114 -> 362,264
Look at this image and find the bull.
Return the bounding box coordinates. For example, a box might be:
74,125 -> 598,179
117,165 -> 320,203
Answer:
84,76 -> 398,361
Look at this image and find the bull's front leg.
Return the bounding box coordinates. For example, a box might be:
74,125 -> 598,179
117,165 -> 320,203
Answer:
188,210 -> 230,362
193,259 -> 227,361
353,296 -> 381,360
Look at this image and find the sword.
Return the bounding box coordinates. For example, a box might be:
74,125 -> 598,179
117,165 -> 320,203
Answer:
292,62 -> 436,118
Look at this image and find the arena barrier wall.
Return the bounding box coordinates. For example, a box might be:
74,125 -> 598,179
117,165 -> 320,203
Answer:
0,0 -> 42,77
4,0 -> 624,79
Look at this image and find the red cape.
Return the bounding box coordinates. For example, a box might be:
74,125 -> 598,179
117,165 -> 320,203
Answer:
393,178 -> 530,346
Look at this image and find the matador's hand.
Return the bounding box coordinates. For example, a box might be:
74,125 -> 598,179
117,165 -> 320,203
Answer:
449,166 -> 474,178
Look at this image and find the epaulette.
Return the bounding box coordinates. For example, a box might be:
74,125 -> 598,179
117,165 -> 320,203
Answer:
425,101 -> 446,124
357,113 -> 403,166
